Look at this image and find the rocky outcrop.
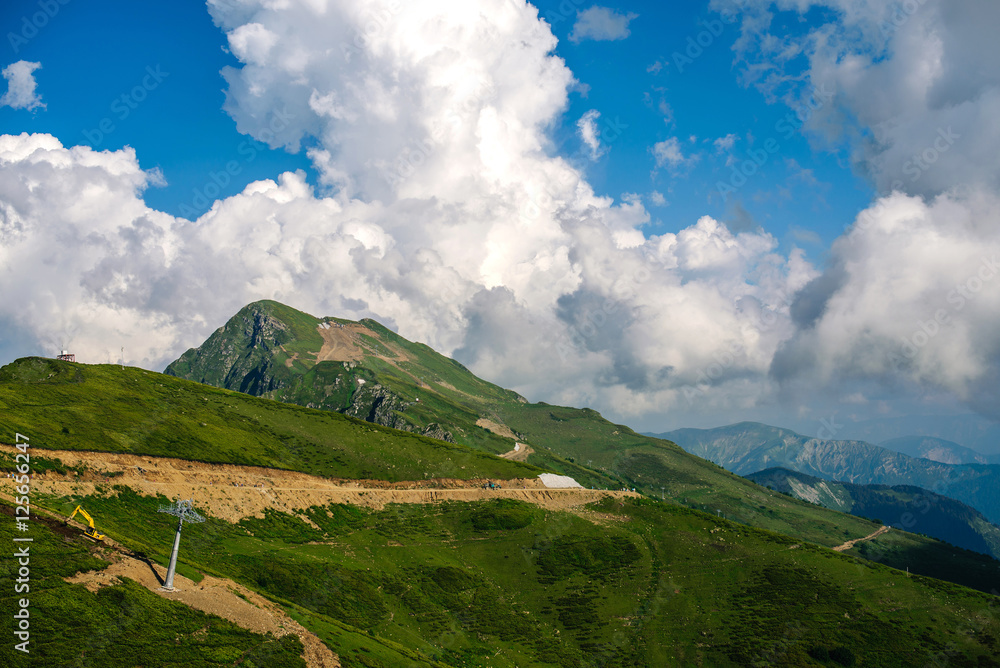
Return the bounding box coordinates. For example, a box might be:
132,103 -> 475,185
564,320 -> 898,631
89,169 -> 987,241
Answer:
420,423 -> 455,443
346,382 -> 409,429
166,303 -> 292,393
342,383 -> 455,442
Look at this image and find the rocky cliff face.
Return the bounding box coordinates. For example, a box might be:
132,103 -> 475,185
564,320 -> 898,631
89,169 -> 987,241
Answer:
167,305 -> 290,389
166,302 -> 454,442
343,381 -> 454,441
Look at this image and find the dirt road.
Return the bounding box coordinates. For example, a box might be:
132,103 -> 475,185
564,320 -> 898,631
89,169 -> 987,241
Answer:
1,447 -> 638,525
498,442 -> 534,462
832,525 -> 891,552
1,447 -> 638,667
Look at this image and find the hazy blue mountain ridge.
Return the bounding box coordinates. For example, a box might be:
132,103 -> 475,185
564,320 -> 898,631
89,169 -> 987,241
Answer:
879,435 -> 992,465
654,422 -> 1000,525
746,467 -> 1000,560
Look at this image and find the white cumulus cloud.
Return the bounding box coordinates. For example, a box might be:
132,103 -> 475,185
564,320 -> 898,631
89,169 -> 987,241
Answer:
569,6 -> 638,44
651,137 -> 687,169
713,133 -> 738,153
0,61 -> 44,111
715,0 -> 1000,420
577,109 -> 605,160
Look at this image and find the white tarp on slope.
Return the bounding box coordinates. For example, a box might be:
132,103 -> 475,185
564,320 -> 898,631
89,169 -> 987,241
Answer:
538,474 -> 583,489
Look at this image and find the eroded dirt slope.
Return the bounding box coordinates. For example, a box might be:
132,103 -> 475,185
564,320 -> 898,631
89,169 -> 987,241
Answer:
2,447 -> 639,524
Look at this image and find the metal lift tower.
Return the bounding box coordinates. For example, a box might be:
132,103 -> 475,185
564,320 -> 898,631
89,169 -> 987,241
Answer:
157,498 -> 205,591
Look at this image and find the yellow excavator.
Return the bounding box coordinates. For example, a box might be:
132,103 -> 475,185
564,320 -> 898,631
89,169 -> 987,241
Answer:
68,505 -> 106,541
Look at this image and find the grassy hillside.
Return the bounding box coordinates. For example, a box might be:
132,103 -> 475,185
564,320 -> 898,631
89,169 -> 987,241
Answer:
0,356 -> 539,483
158,301 -> 1000,592
22,485 -> 1000,668
163,302 -> 915,548
4,335 -> 1000,664
748,467 -> 1000,560
166,300 -> 526,450
0,502 -> 306,668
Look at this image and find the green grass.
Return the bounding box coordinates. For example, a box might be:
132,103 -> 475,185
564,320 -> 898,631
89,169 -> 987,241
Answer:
167,301 -> 881,544
9,300 -> 1000,664
5,354 -> 997,601
23,486 -> 1000,668
0,357 -> 540,482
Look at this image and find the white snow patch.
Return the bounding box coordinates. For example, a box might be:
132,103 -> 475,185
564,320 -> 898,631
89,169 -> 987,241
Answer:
538,474 -> 583,488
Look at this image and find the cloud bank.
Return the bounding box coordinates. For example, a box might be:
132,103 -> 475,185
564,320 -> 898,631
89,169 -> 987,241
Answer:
0,0 -> 811,425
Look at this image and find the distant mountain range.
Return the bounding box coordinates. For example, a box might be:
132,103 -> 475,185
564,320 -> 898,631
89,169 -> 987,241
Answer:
878,435 -> 995,465
651,422 -> 1000,525
746,467 -> 1000,560
835,413 -> 1000,456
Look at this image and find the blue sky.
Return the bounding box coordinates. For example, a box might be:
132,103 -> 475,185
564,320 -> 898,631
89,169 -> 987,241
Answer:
1,0 -> 998,440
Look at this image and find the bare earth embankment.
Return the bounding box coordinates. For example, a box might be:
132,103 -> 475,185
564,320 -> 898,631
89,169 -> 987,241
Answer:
3,448 -> 636,523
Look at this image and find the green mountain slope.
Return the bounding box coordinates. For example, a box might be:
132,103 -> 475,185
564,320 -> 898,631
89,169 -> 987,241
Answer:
11,484 -> 1000,667
0,356 -> 539,482
158,301 -> 1000,596
658,421 -> 1000,525
0,502 -> 306,668
165,301 -> 907,548
747,467 -> 1000,559
3,346 -> 1000,665
165,300 -> 526,449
